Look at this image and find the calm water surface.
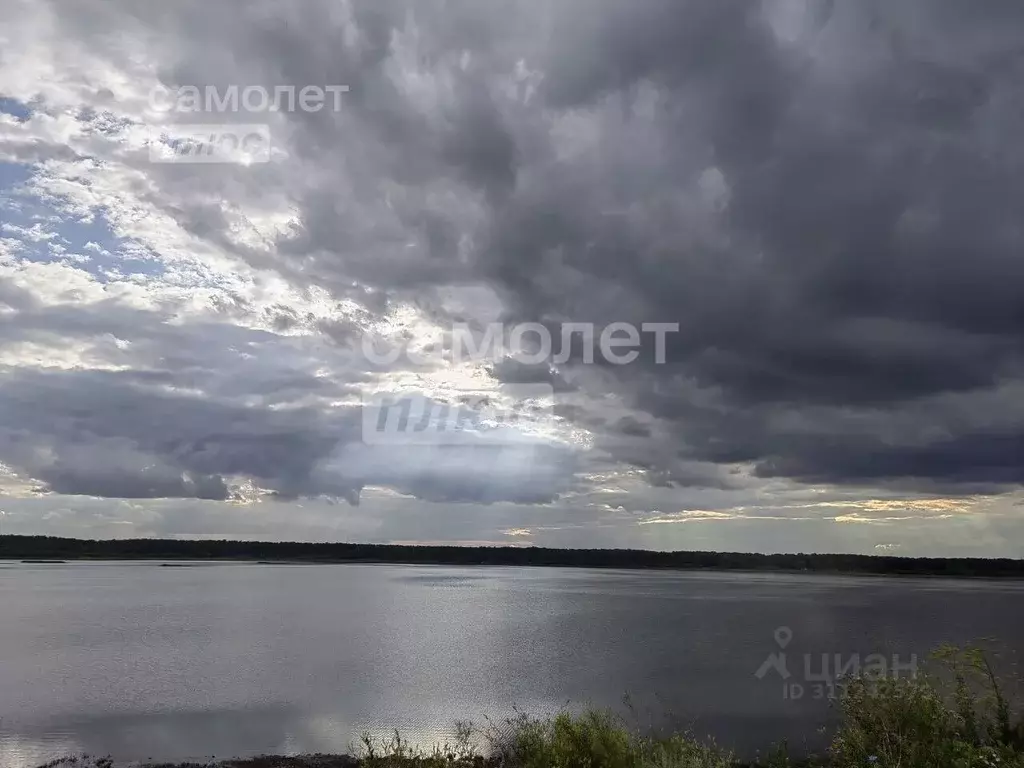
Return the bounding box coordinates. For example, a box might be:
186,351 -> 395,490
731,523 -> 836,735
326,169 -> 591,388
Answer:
2,562 -> 1023,766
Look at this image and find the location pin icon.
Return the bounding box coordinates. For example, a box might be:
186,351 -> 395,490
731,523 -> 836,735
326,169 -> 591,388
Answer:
774,626 -> 793,648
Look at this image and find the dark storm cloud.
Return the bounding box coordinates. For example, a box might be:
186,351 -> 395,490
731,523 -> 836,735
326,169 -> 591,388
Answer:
14,0 -> 1024,503
614,417 -> 650,439
489,357 -> 570,389
200,0 -> 1024,491
466,0 -> 1024,490
0,363 -> 346,500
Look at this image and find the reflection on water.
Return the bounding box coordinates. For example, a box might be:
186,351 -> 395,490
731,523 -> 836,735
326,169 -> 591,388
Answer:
1,563 -> 1023,765
1,708 -> 326,768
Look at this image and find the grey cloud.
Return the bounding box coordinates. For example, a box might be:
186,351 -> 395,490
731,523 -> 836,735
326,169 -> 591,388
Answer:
0,292 -> 579,504
12,0 -> 1024,510
0,362 -> 577,504
613,417 -> 650,438
470,0 -> 1024,490
489,357 -> 567,388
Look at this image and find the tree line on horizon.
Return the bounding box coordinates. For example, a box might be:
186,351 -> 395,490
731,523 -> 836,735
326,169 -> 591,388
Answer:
2,534 -> 1023,577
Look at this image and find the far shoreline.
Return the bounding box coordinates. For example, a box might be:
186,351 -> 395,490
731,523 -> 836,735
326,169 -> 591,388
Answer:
3,534 -> 1024,579
8,556 -> 1024,582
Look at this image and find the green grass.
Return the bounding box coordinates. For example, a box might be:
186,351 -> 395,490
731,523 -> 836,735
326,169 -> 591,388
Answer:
39,645 -> 1024,768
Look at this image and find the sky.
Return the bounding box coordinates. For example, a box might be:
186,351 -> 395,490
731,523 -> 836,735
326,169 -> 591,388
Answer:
0,0 -> 1023,556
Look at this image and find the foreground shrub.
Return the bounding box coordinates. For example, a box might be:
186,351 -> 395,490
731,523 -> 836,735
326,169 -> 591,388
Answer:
358,709 -> 736,768
489,709 -> 640,768
829,644 -> 1024,768
488,709 -> 734,768
634,734 -> 734,768
359,724 -> 483,768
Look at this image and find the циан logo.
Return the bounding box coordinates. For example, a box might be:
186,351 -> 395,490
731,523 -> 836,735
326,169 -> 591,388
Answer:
755,626 -> 917,701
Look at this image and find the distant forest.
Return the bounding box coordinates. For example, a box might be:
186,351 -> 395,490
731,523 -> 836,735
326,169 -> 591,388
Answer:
2,535 -> 1023,577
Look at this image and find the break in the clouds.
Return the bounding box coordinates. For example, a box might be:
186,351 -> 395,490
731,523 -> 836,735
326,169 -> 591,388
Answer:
1,0 -> 1023,555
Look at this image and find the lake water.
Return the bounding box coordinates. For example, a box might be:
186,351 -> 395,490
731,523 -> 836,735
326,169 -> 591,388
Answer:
2,562 -> 1023,766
